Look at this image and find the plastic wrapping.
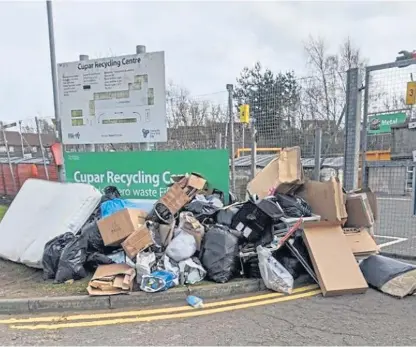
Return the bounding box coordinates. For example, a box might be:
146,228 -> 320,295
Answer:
257,245 -> 294,294
274,193 -> 312,218
200,224 -> 240,283
42,232 -> 76,280
100,198 -> 142,218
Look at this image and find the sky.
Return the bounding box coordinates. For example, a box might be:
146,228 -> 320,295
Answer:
0,0 -> 415,124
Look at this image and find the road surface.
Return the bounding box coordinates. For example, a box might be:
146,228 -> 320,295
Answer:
0,286 -> 414,346
375,197 -> 416,257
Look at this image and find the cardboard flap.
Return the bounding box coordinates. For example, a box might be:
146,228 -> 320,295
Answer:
91,263 -> 135,280
278,146 -> 303,184
88,264 -> 136,296
344,228 -> 379,255
303,223 -> 368,296
121,225 -> 154,259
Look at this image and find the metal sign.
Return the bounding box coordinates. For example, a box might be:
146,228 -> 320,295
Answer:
239,104 -> 250,124
57,52 -> 167,145
406,81 -> 416,105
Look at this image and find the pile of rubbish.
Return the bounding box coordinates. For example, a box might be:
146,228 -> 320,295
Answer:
2,145 -> 415,300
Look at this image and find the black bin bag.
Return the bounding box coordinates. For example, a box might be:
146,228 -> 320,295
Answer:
200,224 -> 241,283
54,234 -> 89,283
274,193 -> 312,218
42,232 -> 76,280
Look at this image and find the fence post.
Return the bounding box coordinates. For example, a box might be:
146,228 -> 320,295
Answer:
35,117 -> 50,180
343,67 -> 362,191
314,127 -> 322,180
0,123 -> 17,194
250,119 -> 257,180
226,84 -> 236,193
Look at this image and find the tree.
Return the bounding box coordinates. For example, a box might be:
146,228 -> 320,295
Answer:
302,36 -> 366,155
234,62 -> 300,143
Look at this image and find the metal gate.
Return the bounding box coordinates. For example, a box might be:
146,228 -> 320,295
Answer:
361,57 -> 416,259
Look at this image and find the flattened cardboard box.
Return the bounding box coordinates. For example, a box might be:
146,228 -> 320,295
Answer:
302,221 -> 368,296
343,228 -> 379,256
121,224 -> 154,260
247,146 -> 304,199
297,177 -> 347,224
345,193 -> 374,228
97,208 -> 148,246
351,188 -> 378,220
87,264 -> 136,296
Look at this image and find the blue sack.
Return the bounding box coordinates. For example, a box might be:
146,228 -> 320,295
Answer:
100,198 -> 141,218
140,270 -> 177,293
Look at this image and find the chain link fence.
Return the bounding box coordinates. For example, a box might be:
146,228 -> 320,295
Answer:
359,60 -> 416,259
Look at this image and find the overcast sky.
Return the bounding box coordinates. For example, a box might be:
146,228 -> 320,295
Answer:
0,0 -> 414,123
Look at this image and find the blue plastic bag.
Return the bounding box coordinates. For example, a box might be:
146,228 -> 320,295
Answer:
100,198 -> 141,218
140,270 -> 177,293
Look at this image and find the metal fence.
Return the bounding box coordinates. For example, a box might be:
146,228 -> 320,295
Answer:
358,58 -> 416,259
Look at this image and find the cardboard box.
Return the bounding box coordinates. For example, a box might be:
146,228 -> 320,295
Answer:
343,228 -> 379,256
303,221 -> 368,296
97,208 -> 148,246
87,264 -> 136,296
345,193 -> 374,228
247,146 -> 304,199
121,225 -> 154,259
297,177 -> 348,224
351,188 -> 378,220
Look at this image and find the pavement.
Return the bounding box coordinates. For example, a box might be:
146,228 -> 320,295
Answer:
375,197 -> 416,258
0,287 -> 414,346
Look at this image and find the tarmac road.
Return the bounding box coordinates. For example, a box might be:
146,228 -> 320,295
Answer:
0,288 -> 415,346
375,197 -> 416,257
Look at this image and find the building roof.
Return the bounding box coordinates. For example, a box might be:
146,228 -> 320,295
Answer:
0,131 -> 55,147
234,154 -> 344,169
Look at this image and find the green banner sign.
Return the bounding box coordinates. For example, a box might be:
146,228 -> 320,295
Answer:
64,149 -> 229,201
367,112 -> 407,134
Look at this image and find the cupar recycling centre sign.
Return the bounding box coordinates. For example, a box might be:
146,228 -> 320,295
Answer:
64,149 -> 229,201
367,112 -> 407,134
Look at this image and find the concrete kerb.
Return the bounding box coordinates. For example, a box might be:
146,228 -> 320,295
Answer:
0,279 -> 263,315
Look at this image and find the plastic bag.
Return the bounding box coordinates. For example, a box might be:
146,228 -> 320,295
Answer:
54,235 -> 88,283
81,221 -> 105,253
42,232 -> 76,280
200,224 -> 240,283
274,193 -> 312,218
85,252 -> 114,271
136,251 -> 156,284
140,270 -> 177,293
179,258 -> 206,285
185,194 -> 223,222
166,230 -> 197,262
257,245 -> 293,294
178,212 -> 205,250
100,198 -> 142,218
107,251 -> 135,267
103,186 -> 121,200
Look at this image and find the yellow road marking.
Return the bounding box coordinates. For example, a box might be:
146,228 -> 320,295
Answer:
10,289 -> 321,330
0,284 -> 318,325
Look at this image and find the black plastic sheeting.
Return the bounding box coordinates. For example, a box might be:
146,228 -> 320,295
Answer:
359,255 -> 416,289
200,224 -> 241,283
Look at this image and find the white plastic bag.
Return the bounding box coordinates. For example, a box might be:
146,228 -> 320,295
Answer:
257,245 -> 294,294
178,258 -> 207,285
166,230 -> 197,262
136,251 -> 156,284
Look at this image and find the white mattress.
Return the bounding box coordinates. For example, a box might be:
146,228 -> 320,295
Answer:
0,179 -> 102,268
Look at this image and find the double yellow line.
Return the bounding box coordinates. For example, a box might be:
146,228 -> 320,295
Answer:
3,284 -> 321,330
